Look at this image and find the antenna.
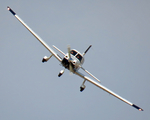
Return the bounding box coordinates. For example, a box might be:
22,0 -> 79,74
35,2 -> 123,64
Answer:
83,45 -> 92,56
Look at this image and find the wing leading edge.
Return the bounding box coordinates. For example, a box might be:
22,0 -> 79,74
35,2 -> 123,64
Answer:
7,6 -> 62,62
7,6 -> 143,111
75,71 -> 143,111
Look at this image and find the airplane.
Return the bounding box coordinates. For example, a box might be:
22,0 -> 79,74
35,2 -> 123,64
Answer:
7,6 -> 143,111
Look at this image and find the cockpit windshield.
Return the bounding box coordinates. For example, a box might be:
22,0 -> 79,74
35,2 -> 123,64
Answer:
70,50 -> 83,62
76,54 -> 82,62
70,50 -> 77,56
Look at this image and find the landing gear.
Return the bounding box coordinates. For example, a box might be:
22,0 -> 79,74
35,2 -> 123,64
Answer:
80,79 -> 86,92
58,69 -> 65,77
80,84 -> 86,92
42,55 -> 53,63
42,56 -> 47,62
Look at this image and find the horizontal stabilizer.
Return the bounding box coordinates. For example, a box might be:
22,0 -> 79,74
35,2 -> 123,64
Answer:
83,45 -> 92,56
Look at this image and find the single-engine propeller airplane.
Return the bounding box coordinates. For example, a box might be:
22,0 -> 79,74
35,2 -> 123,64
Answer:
7,6 -> 143,111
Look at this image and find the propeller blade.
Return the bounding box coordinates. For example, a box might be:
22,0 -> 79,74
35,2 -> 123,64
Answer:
67,45 -> 74,73
67,45 -> 71,60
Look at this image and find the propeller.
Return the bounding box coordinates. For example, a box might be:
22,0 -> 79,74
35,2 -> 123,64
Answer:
67,45 -> 74,73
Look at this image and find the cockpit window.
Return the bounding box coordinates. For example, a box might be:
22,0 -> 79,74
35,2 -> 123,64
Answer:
70,50 -> 83,62
76,54 -> 82,62
70,50 -> 77,56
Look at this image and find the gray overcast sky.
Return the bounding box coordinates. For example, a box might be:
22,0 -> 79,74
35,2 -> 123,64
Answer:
1,0 -> 149,120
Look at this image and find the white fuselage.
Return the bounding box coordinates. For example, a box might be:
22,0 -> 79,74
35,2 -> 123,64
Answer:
61,49 -> 84,71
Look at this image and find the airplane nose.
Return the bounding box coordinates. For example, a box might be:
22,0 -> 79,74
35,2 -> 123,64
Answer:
72,60 -> 77,65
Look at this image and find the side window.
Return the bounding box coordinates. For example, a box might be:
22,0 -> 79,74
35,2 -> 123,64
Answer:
70,50 -> 77,56
76,54 -> 82,62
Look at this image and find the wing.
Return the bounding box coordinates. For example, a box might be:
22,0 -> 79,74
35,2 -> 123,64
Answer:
75,71 -> 143,111
80,66 -> 100,82
7,6 -> 62,62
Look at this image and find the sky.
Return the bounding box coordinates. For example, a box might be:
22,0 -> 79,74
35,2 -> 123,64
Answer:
1,0 -> 150,120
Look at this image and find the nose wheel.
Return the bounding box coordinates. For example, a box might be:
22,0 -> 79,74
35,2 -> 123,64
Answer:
80,79 -> 86,92
58,69 -> 65,77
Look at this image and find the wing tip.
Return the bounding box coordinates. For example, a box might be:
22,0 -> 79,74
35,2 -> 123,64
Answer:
7,6 -> 16,15
132,104 -> 143,111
